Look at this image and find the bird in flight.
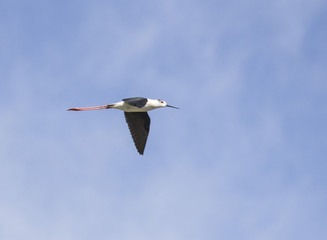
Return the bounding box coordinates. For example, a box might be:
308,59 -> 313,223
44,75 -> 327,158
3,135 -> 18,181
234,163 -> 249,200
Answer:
68,97 -> 178,155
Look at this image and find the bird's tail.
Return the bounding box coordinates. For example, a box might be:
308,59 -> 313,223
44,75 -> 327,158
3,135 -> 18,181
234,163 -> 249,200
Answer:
67,104 -> 114,111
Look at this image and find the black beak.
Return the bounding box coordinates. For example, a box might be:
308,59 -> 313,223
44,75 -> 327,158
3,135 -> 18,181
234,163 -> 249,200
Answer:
167,105 -> 179,109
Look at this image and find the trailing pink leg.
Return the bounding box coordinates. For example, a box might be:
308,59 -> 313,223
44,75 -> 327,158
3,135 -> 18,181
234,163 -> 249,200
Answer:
68,104 -> 113,111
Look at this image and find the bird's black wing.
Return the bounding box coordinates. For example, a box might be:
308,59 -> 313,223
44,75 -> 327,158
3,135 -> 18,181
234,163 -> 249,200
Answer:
124,112 -> 150,155
122,97 -> 148,108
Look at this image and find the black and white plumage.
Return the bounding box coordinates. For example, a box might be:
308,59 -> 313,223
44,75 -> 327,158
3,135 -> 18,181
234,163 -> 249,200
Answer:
68,97 -> 178,155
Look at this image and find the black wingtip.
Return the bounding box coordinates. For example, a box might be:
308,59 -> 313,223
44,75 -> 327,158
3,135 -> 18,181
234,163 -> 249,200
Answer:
138,148 -> 145,155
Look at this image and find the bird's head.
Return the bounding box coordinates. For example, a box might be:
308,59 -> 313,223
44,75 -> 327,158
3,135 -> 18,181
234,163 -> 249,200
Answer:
156,99 -> 179,109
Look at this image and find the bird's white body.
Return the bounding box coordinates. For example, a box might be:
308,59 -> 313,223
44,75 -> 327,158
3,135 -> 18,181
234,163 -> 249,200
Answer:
112,99 -> 167,112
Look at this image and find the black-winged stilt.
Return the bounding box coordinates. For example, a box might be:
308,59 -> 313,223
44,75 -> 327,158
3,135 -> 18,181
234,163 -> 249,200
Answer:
68,97 -> 178,155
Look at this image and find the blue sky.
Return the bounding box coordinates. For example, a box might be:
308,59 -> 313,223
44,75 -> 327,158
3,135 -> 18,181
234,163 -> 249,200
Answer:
1,0 -> 327,239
